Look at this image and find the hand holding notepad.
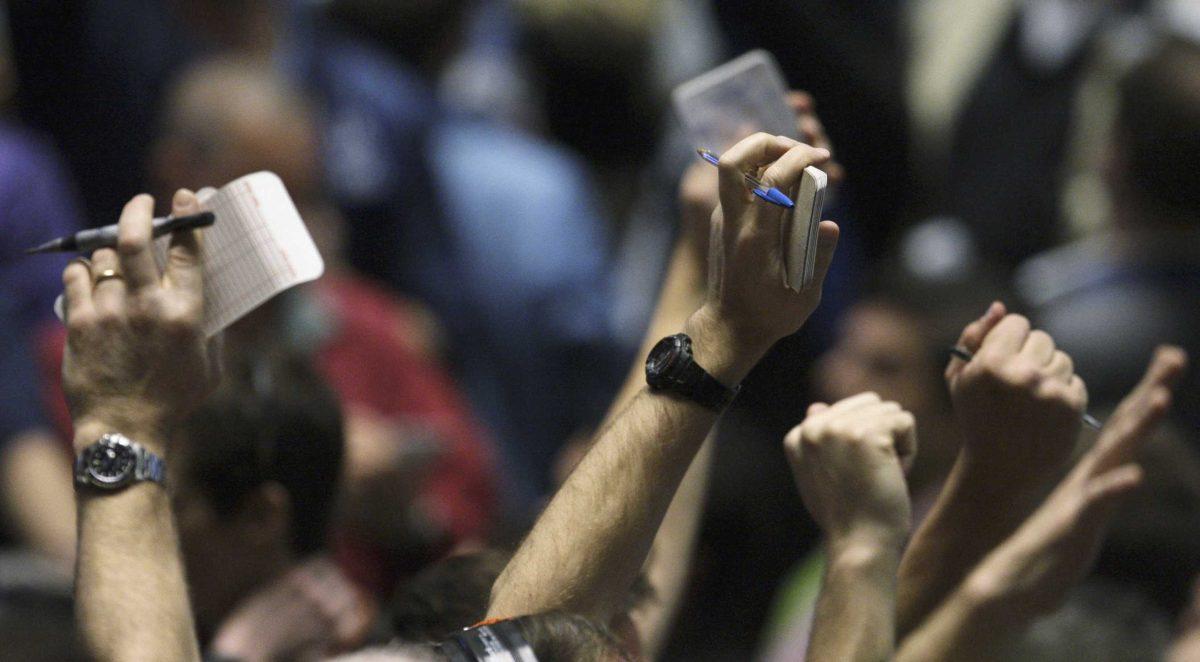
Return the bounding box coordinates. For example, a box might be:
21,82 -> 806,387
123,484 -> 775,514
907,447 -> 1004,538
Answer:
56,172 -> 324,336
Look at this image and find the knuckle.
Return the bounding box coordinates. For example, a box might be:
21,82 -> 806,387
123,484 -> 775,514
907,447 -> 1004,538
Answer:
800,422 -> 825,446
784,426 -> 804,451
827,420 -> 856,441
67,309 -> 96,333
94,308 -> 123,330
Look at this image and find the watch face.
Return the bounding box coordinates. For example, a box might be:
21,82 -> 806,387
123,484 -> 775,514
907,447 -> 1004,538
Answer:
85,440 -> 137,488
646,335 -> 685,388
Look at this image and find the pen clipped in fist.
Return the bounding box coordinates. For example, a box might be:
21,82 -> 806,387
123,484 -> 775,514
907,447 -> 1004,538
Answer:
785,392 -> 917,546
945,303 -> 1087,496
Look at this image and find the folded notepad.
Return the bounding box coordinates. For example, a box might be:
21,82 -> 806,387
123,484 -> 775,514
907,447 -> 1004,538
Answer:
56,171 -> 325,337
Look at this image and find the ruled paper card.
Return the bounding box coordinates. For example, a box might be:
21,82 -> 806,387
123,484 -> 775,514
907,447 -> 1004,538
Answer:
175,171 -> 324,336
54,171 -> 324,337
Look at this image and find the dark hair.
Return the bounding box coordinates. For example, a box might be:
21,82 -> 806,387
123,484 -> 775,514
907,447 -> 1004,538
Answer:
1117,37 -> 1200,222
390,550 -> 513,642
513,612 -> 631,662
179,350 -> 343,556
388,548 -> 655,645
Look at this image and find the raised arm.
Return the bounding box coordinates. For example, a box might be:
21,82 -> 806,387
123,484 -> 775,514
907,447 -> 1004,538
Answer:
66,191 -> 213,662
896,347 -> 1186,660
785,393 -> 916,662
488,133 -> 839,623
896,306 -> 1089,634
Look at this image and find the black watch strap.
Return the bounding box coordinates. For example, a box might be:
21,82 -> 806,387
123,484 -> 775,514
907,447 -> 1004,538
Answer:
683,361 -> 739,411
647,334 -> 740,411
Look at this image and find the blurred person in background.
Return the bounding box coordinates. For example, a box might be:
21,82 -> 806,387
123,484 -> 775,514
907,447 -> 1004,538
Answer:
0,3 -> 86,564
172,351 -> 375,660
1016,35 -> 1200,433
26,57 -> 503,598
903,0 -> 1135,267
307,0 -> 624,508
150,58 -> 502,595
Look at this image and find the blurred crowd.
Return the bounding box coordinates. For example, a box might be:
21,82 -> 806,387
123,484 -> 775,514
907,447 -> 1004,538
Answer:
1,0 -> 1199,660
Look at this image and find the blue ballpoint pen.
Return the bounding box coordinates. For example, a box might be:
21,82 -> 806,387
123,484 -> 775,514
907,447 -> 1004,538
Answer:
696,148 -> 795,209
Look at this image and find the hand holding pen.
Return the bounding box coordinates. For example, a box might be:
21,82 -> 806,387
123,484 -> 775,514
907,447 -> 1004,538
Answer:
697,148 -> 796,208
949,346 -> 1103,430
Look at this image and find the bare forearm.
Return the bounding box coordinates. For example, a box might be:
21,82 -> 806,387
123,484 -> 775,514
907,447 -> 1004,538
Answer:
74,425 -> 199,662
602,242 -> 706,429
896,458 -> 1043,635
489,309 -> 766,622
489,389 -> 717,621
632,434 -> 712,660
894,573 -> 1013,662
807,539 -> 902,662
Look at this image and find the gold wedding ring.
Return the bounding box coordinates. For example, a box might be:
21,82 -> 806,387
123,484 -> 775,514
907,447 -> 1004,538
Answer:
93,268 -> 124,286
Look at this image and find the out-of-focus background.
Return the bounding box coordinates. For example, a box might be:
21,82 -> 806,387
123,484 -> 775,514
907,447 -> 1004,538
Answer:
0,1 -> 1198,660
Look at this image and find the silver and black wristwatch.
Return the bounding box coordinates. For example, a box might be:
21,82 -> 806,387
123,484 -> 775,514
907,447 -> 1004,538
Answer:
74,433 -> 166,491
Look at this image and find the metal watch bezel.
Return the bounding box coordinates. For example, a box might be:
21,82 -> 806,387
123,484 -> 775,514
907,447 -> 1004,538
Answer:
79,434 -> 139,489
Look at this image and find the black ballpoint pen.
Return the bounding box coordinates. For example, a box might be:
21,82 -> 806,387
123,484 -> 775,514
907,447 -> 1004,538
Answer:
949,346 -> 1104,430
25,211 -> 216,254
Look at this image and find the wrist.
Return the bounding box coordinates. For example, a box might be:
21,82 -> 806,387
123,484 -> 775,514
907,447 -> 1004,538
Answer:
826,526 -> 907,566
684,306 -> 774,387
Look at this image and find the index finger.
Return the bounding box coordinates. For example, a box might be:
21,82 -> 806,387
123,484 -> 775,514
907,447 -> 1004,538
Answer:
717,133 -> 799,207
116,194 -> 160,292
946,301 -> 1006,380
759,144 -> 832,196
976,313 -> 1032,359
163,189 -> 204,294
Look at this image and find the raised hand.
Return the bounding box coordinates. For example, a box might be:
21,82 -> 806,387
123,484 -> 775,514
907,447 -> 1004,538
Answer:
896,348 -> 1188,661
971,347 -> 1183,613
63,190 -> 215,448
790,392 -> 916,662
785,392 -> 917,547
947,304 -> 1086,496
686,132 -> 839,386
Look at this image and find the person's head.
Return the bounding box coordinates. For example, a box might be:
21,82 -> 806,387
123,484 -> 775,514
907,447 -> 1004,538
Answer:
387,548 -> 650,656
152,57 -> 322,209
439,613 -> 631,662
152,57 -> 344,259
815,299 -> 944,418
1111,36 -> 1200,226
172,350 -> 343,636
390,550 -> 513,642
813,296 -> 957,490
